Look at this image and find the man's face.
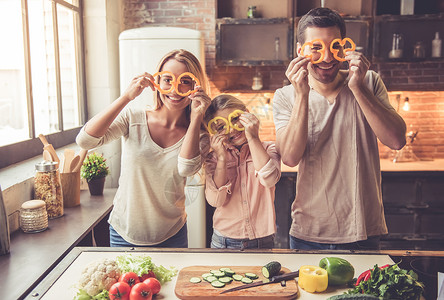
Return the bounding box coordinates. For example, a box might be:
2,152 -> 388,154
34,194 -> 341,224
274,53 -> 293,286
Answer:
302,26 -> 343,84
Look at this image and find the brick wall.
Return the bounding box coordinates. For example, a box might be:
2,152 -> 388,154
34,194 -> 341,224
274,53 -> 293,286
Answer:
122,0 -> 444,159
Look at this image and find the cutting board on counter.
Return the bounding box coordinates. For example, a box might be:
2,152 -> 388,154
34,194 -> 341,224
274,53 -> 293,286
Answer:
174,265 -> 298,299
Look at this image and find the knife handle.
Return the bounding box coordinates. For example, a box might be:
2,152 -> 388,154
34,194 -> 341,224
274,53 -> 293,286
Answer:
273,270 -> 299,282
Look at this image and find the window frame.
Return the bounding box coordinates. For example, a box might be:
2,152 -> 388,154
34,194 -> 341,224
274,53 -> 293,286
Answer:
0,0 -> 86,169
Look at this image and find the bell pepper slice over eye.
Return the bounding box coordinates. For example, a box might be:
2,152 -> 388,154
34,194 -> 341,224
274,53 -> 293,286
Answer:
176,72 -> 200,97
330,38 -> 356,62
150,71 -> 175,94
207,116 -> 228,135
300,39 -> 326,64
298,265 -> 328,293
228,109 -> 245,131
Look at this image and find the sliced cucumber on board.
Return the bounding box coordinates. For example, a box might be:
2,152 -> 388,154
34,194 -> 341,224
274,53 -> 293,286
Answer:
211,280 -> 226,288
189,277 -> 202,283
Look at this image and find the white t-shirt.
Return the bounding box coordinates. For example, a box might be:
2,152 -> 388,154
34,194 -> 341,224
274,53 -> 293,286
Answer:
273,70 -> 392,243
76,106 -> 209,245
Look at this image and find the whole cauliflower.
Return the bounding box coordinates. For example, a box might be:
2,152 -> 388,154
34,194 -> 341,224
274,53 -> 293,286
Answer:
77,258 -> 121,296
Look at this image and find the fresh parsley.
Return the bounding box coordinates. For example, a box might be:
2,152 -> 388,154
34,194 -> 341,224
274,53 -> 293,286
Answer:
346,264 -> 425,300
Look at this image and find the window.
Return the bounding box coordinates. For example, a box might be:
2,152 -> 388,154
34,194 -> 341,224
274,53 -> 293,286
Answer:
0,0 -> 85,168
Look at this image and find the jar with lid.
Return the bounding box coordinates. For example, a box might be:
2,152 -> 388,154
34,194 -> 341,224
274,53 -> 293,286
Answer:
247,6 -> 257,18
34,161 -> 64,219
413,41 -> 425,58
20,200 -> 48,233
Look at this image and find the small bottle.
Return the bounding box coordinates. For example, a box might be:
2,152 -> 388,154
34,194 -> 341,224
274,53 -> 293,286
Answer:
247,6 -> 257,18
432,32 -> 442,58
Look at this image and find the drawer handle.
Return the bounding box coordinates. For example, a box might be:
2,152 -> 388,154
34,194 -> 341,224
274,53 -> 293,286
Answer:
406,203 -> 429,209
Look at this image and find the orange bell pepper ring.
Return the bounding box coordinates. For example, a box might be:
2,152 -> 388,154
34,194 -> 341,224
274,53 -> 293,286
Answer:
151,71 -> 175,94
330,38 -> 356,61
176,72 -> 200,97
300,39 -> 326,64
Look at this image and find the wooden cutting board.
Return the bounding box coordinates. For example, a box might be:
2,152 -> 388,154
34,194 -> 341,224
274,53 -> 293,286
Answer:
174,265 -> 299,299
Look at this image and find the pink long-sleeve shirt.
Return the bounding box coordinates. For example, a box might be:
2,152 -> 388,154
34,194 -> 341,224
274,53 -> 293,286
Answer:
205,141 -> 281,240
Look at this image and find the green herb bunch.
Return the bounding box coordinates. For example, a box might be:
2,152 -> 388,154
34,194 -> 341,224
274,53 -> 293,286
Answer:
346,264 -> 424,300
80,152 -> 109,182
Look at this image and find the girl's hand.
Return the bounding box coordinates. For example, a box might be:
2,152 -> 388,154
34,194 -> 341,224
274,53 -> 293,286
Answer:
286,55 -> 310,97
346,51 -> 371,91
188,86 -> 211,121
239,112 -> 260,142
123,72 -> 155,101
210,133 -> 228,160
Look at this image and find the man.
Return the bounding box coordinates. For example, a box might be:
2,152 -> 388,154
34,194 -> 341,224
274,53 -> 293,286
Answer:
272,8 -> 406,250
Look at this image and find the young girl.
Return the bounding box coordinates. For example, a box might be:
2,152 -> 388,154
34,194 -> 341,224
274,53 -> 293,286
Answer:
204,94 -> 281,249
76,49 -> 211,248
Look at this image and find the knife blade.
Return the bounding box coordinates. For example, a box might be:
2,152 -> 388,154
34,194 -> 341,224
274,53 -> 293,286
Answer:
219,270 -> 299,294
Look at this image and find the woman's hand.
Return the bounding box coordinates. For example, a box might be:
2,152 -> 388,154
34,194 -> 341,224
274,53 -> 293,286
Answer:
286,55 -> 310,97
123,72 -> 155,101
239,112 -> 260,142
210,133 -> 228,160
346,51 -> 371,91
188,86 -> 211,121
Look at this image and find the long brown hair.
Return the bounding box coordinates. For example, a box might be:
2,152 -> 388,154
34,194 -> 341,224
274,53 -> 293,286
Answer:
152,49 -> 209,113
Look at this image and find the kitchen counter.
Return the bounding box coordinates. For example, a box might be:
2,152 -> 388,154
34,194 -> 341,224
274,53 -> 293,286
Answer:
281,158 -> 444,173
24,247 -> 444,300
0,189 -> 115,300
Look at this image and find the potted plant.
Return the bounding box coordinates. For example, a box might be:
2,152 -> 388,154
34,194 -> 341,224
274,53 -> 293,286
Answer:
80,152 -> 109,195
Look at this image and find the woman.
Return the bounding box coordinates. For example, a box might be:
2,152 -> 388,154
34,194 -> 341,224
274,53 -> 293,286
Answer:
76,49 -> 211,247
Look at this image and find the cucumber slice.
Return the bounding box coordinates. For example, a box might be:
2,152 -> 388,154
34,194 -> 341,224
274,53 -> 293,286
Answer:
245,272 -> 259,280
219,276 -> 233,284
219,267 -> 231,272
262,261 -> 281,278
241,277 -> 253,284
211,280 -> 226,288
212,271 -> 226,278
189,277 -> 202,283
205,275 -> 218,282
223,269 -> 235,277
210,269 -> 220,274
201,273 -> 212,279
232,274 -> 243,281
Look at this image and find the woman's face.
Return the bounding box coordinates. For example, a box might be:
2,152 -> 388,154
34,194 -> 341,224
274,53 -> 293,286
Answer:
158,59 -> 194,112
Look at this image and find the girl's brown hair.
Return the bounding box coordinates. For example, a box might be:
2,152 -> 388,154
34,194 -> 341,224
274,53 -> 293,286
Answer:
204,94 -> 247,125
152,49 -> 209,111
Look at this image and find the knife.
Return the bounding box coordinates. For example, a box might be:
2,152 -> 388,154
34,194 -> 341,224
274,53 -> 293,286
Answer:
220,270 -> 299,294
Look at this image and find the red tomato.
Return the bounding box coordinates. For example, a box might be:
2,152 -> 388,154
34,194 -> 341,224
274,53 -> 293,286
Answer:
143,277 -> 161,295
129,282 -> 152,300
109,281 -> 131,300
139,270 -> 156,282
119,272 -> 140,287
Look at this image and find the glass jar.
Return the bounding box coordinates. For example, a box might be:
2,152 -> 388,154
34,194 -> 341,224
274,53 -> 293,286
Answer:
247,6 -> 257,18
413,41 -> 425,58
34,161 -> 64,219
20,200 -> 48,233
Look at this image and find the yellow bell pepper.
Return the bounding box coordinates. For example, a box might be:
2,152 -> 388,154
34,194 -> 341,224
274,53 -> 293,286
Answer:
298,265 -> 328,293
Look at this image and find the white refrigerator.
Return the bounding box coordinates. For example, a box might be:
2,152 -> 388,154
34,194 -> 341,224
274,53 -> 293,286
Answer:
119,27 -> 207,248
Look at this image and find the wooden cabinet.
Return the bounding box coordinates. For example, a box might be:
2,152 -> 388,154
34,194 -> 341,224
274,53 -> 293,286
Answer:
275,171 -> 444,250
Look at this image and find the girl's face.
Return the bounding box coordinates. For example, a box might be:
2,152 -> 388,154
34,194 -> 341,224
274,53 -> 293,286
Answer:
213,108 -> 247,147
158,59 -> 194,112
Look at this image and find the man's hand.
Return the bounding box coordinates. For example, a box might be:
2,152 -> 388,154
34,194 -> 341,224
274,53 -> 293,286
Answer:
285,56 -> 310,97
346,51 -> 371,91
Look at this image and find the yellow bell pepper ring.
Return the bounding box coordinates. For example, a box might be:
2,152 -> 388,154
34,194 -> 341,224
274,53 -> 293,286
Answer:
207,116 -> 228,135
298,265 -> 328,293
228,109 -> 245,131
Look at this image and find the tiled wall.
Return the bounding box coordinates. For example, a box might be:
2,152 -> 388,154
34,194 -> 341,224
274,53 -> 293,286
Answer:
122,0 -> 444,159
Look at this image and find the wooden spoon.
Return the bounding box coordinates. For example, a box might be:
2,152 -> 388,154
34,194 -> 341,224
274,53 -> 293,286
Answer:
38,134 -> 60,164
69,155 -> 80,173
72,149 -> 88,173
63,149 -> 75,173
